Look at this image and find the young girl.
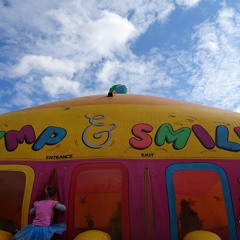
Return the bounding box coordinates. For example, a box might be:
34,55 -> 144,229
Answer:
14,185 -> 66,240
179,199 -> 202,239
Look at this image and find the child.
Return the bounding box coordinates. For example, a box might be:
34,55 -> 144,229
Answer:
179,199 -> 202,239
14,185 -> 66,240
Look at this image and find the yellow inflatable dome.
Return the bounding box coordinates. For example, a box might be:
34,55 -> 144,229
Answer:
73,230 -> 111,240
183,230 -> 222,240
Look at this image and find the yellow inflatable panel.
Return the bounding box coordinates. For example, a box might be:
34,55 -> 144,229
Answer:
74,230 -> 111,240
0,230 -> 13,240
183,230 -> 222,240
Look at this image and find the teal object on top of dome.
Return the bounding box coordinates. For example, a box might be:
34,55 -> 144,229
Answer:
109,84 -> 128,94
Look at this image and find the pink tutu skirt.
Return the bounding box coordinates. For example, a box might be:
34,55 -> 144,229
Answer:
13,223 -> 66,240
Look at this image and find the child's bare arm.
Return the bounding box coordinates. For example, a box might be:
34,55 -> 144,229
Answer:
30,208 -> 35,215
55,203 -> 66,211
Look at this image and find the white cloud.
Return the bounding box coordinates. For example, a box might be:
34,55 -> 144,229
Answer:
96,52 -> 175,96
0,0 -> 176,58
175,0 -> 201,8
217,7 -> 237,34
45,9 -> 137,58
187,7 -> 240,110
12,55 -> 76,77
92,0 -> 176,32
234,106 -> 240,113
96,61 -> 120,84
81,11 -> 137,56
10,77 -> 37,108
42,76 -> 81,97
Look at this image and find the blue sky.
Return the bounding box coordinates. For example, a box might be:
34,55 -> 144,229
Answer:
0,0 -> 240,113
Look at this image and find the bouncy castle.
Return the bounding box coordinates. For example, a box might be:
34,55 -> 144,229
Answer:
0,87 -> 240,240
